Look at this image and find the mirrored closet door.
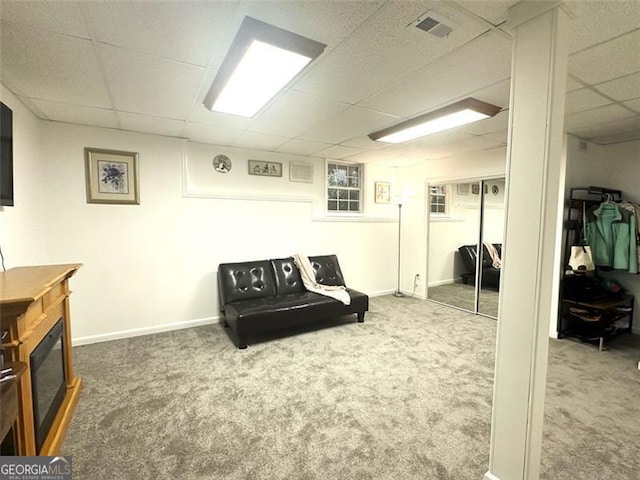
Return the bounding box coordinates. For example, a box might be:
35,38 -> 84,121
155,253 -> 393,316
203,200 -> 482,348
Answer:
426,178 -> 506,319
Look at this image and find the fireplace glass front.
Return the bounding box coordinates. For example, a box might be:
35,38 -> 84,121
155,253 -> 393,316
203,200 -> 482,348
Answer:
30,318 -> 66,453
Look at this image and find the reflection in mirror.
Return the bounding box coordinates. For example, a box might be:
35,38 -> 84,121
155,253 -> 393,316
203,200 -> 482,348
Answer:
427,181 -> 481,312
478,178 -> 506,318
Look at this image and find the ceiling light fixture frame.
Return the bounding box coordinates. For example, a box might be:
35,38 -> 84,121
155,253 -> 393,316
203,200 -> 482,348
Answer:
368,97 -> 502,143
203,16 -> 326,117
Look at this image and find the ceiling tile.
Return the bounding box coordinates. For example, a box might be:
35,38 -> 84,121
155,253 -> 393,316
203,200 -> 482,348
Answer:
82,2 -> 237,66
1,1 -> 90,38
594,72 -> 640,102
340,137 -> 386,150
29,98 -> 118,129
248,90 -> 350,137
231,131 -> 290,151
624,99 -> 640,113
99,44 -> 205,119
566,77 -> 584,92
480,130 -> 508,144
571,116 -> 640,143
274,139 -> 332,156
0,23 -> 111,107
299,106 -> 399,144
314,145 -> 365,160
294,1 -> 491,104
568,29 -> 640,85
564,88 -> 612,115
566,0 -> 640,54
452,1 -> 518,26
184,122 -> 242,146
118,112 -> 185,138
564,104 -> 636,131
360,31 -> 512,117
188,103 -> 253,130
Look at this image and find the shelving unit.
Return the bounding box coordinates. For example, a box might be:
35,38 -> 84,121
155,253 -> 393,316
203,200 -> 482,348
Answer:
559,293 -> 634,351
557,186 -> 637,350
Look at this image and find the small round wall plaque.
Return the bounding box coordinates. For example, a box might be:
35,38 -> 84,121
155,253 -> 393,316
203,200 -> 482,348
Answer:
213,154 -> 232,173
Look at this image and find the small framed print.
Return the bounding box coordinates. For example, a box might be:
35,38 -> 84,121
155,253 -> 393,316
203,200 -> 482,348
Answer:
84,148 -> 139,204
375,181 -> 391,204
289,162 -> 314,183
457,184 -> 470,196
248,160 -> 282,177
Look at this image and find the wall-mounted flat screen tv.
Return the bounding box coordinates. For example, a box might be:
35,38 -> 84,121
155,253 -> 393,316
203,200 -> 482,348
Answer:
1,102 -> 14,207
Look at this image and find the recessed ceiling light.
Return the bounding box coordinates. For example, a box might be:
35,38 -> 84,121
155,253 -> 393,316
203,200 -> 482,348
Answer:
203,17 -> 326,118
368,98 -> 502,144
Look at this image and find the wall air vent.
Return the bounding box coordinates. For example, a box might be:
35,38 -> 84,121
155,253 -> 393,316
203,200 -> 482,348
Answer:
413,11 -> 454,39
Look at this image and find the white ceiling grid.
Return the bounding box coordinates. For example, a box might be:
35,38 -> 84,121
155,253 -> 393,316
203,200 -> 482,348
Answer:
1,0 -> 639,164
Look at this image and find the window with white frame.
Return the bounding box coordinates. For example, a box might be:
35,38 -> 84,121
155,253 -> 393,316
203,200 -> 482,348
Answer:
430,185 -> 448,214
327,161 -> 363,213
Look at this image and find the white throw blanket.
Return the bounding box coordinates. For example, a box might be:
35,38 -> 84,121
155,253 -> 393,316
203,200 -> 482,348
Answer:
484,242 -> 501,269
293,254 -> 351,305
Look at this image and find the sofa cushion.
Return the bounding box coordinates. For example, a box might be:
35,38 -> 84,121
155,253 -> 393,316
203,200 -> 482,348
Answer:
271,257 -> 305,295
308,254 -> 345,286
218,260 -> 277,305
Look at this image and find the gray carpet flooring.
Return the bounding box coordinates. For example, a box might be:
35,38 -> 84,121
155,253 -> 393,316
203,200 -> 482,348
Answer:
428,283 -> 499,318
61,296 -> 640,480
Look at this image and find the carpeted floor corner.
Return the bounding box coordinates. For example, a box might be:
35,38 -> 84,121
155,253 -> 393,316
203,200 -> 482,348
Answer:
62,296 -> 640,479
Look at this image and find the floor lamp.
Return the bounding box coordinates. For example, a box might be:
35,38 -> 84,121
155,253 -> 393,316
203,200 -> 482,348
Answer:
393,198 -> 405,297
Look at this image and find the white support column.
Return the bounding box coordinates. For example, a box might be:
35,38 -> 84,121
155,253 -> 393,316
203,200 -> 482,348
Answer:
485,2 -> 569,480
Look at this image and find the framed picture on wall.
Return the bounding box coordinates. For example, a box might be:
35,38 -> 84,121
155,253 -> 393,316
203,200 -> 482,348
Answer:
84,147 -> 140,204
248,160 -> 282,177
289,162 -> 314,183
375,181 -> 391,203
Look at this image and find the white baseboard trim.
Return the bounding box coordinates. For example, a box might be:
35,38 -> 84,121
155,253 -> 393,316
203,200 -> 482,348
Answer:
368,289 -> 396,297
427,279 -> 457,287
72,316 -> 220,346
483,471 -> 501,480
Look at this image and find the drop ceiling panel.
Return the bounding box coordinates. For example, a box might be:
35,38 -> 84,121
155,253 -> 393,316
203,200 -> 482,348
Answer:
231,131 -> 289,151
99,44 -> 205,119
566,77 -> 584,92
183,122 -> 242,147
0,23 -> 111,107
571,116 -> 640,142
294,1 -> 490,104
452,0 -> 519,26
566,0 -> 640,54
360,31 -> 512,117
624,99 -> 640,113
594,72 -> 640,102
340,136 -> 387,150
564,104 -> 636,131
314,145 -> 365,160
188,104 -> 253,131
29,98 -> 119,129
82,2 -> 237,67
274,139 -> 332,156
119,112 -> 185,138
247,90 -> 350,137
568,29 -> 640,85
0,1 -> 90,38
299,106 -> 399,145
565,88 -> 613,115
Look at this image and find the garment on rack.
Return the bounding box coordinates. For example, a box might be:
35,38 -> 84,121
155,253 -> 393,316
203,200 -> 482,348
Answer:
619,200 -> 640,272
585,201 -> 638,274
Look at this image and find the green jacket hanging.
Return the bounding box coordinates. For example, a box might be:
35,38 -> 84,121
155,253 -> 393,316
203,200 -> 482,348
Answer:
585,202 -> 638,274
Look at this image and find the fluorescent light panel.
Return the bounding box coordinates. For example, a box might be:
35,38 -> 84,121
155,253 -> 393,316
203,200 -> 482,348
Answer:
204,17 -> 326,118
369,98 -> 501,144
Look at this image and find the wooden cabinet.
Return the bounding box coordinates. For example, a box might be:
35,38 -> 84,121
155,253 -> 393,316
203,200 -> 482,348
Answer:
0,264 -> 82,455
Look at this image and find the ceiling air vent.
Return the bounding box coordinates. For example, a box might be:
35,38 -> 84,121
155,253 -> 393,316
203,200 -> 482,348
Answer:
413,11 -> 454,39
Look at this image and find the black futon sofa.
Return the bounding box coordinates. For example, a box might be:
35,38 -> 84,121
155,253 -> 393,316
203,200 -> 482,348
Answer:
458,244 -> 502,290
217,254 -> 369,349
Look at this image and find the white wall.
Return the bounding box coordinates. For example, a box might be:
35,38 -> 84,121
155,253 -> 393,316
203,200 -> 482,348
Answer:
0,86 -> 48,266
29,121 -> 399,344
397,147 -> 507,297
564,135 -> 640,334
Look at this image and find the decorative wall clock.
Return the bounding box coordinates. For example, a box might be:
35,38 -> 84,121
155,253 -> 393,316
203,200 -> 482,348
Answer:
492,185 -> 499,195
213,154 -> 231,173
